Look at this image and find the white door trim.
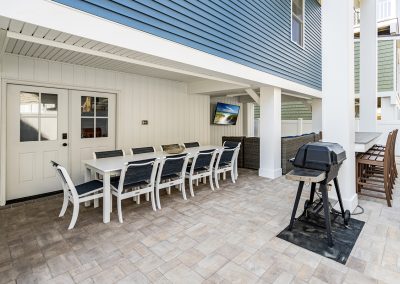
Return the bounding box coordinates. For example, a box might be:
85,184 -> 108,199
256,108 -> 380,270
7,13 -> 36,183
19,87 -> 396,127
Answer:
0,78 -> 120,205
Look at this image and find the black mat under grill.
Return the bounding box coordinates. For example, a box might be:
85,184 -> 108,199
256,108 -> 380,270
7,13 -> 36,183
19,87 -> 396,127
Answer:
277,213 -> 365,264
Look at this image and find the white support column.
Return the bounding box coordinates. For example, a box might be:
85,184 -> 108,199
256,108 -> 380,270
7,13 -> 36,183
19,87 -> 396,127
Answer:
359,0 -> 377,131
311,98 -> 322,133
259,86 -> 282,179
244,103 -> 255,137
297,118 -> 303,135
322,0 -> 358,211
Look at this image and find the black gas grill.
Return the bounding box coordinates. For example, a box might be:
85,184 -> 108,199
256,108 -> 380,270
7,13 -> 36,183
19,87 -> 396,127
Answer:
286,142 -> 350,247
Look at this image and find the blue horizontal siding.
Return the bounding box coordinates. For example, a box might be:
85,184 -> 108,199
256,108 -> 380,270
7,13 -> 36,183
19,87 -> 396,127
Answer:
53,0 -> 322,90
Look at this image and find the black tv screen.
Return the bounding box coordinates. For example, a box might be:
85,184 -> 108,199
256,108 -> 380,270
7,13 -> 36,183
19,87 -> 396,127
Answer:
213,102 -> 240,125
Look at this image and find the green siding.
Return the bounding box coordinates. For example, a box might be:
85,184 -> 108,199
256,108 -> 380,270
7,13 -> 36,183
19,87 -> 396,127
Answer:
354,40 -> 394,93
254,101 -> 312,120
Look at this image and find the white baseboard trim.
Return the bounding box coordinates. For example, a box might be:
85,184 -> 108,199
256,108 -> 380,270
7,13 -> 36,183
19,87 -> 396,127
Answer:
259,168 -> 282,179
331,192 -> 359,212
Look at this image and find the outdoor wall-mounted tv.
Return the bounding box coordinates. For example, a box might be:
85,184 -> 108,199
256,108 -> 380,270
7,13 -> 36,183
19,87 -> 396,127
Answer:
213,102 -> 240,125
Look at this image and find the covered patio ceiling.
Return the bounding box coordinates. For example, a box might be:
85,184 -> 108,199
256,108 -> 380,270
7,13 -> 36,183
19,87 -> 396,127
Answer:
0,16 -> 253,88
0,16 -> 318,101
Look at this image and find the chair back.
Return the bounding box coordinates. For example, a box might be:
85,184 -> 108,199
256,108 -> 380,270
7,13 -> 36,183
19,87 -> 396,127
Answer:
383,131 -> 394,176
184,142 -> 200,148
118,158 -> 158,193
93,150 -> 124,159
50,161 -> 79,200
223,141 -> 241,148
158,154 -> 188,181
216,143 -> 241,168
131,146 -> 156,155
161,144 -> 181,151
190,149 -> 217,173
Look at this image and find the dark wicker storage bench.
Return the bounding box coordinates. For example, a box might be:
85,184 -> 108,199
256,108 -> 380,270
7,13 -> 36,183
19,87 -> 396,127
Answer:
221,133 -> 321,173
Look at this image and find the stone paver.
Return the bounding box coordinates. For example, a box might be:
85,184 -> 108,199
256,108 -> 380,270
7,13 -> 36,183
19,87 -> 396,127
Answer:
1,168 -> 400,283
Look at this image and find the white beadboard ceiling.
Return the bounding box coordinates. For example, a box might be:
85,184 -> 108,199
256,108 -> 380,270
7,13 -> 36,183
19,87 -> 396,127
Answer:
0,16 -> 248,85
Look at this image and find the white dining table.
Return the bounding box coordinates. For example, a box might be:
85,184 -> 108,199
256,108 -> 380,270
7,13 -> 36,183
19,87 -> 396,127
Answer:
83,145 -> 224,223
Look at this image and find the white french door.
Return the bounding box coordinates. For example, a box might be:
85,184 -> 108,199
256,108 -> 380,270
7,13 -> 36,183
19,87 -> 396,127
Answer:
70,90 -> 116,183
6,85 -> 117,201
6,84 -> 69,200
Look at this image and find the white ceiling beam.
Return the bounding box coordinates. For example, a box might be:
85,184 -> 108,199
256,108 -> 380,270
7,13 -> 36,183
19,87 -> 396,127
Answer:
245,88 -> 260,105
188,80 -> 249,95
6,31 -> 249,86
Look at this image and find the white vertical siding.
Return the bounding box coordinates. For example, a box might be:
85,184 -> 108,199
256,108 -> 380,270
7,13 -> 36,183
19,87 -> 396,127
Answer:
1,54 -> 210,152
210,97 -> 243,146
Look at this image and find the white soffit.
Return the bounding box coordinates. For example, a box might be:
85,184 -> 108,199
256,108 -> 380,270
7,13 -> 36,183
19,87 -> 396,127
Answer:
0,9 -> 322,97
0,16 -> 251,85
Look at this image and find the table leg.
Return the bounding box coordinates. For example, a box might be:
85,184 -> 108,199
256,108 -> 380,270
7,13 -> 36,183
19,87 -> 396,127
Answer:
84,167 -> 91,207
103,172 -> 111,223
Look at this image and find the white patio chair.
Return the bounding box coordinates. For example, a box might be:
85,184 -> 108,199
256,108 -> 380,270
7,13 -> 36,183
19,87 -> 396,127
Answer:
183,142 -> 200,148
51,161 -> 104,230
130,147 -> 157,204
111,158 -> 159,223
155,153 -> 189,209
213,144 -> 241,188
130,146 -> 156,155
222,141 -> 241,179
92,149 -> 125,208
185,149 -> 218,196
93,149 -> 125,159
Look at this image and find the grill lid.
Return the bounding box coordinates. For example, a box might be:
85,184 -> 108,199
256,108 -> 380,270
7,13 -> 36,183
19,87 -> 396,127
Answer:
293,142 -> 346,171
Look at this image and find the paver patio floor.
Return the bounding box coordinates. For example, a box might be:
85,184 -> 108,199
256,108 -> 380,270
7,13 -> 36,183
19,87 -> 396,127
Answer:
1,169 -> 400,283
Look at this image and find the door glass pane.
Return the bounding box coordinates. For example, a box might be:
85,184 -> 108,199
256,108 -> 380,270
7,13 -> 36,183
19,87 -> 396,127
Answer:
81,96 -> 94,117
40,117 -> 58,141
20,117 -> 39,142
96,118 -> 108,137
20,92 -> 39,114
41,93 -> 58,114
96,97 -> 108,117
81,118 -> 94,138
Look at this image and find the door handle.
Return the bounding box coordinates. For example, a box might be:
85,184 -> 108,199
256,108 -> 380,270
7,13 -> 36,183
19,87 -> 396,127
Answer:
62,143 -> 68,147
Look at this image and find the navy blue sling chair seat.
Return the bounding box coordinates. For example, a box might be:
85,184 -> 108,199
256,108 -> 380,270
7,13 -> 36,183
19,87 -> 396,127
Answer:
155,153 -> 190,209
93,149 -> 125,159
213,144 -> 241,189
51,160 -> 104,230
131,146 -> 156,155
183,142 -> 200,148
222,141 -> 240,148
185,149 -> 218,196
111,158 -> 159,223
93,149 -> 125,184
222,141 -> 241,180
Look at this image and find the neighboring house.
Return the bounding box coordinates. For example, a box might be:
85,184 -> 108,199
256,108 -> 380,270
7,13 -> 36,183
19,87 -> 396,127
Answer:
0,0 -> 322,203
354,0 -> 400,121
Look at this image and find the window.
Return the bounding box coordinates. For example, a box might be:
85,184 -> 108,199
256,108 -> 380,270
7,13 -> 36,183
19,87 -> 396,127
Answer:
81,96 -> 108,138
20,92 -> 58,142
291,0 -> 304,47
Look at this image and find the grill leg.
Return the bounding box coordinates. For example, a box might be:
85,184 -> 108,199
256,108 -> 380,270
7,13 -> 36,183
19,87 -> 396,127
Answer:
333,178 -> 346,218
289,181 -> 305,231
309,182 -> 316,203
320,184 -> 333,247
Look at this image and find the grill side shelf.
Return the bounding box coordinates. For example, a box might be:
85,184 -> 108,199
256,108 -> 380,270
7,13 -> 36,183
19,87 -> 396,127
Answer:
286,168 -> 326,183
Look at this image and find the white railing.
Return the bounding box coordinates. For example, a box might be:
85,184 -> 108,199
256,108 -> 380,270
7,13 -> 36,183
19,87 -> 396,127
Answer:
354,0 -> 397,26
254,119 -> 313,137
